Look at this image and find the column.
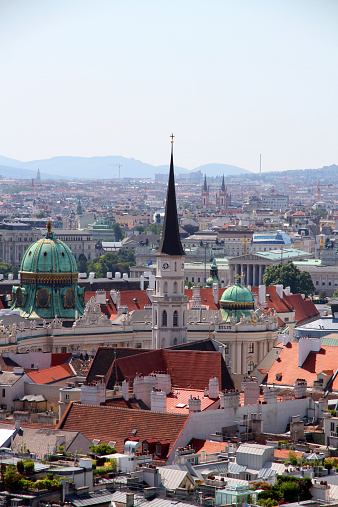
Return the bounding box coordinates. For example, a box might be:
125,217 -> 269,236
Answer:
237,341 -> 242,374
248,264 -> 253,286
243,264 -> 247,285
230,341 -> 236,373
258,265 -> 262,285
241,342 -> 246,374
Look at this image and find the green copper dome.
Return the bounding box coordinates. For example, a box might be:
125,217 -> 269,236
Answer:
220,279 -> 254,323
21,232 -> 77,274
11,222 -> 85,320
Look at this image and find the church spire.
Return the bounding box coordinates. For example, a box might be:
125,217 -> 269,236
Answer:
158,136 -> 184,256
203,174 -> 208,191
221,174 -> 225,192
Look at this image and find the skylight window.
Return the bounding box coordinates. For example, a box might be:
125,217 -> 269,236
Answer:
176,403 -> 186,408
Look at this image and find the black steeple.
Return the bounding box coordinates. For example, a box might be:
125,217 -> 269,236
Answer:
203,174 -> 208,191
221,174 -> 226,192
158,139 -> 184,256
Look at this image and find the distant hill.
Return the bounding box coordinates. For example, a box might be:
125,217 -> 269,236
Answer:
194,163 -> 249,177
0,155 -> 249,180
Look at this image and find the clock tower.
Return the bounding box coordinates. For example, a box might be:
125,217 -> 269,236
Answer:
152,137 -> 187,349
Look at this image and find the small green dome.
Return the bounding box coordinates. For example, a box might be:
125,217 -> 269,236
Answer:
220,280 -> 254,323
221,282 -> 254,304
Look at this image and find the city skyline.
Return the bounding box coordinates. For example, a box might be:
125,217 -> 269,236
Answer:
1,0 -> 337,173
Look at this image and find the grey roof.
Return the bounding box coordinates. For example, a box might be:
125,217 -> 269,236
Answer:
0,371 -> 24,386
158,467 -> 192,490
17,394 -> 46,402
0,425 -> 84,457
67,491 -> 195,507
228,462 -> 247,474
236,443 -> 269,455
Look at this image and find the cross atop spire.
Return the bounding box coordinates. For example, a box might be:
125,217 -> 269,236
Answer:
157,138 -> 184,256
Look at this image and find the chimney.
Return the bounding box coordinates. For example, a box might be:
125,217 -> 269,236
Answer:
263,386 -> 277,404
275,284 -> 283,299
212,282 -> 219,305
122,380 -> 130,401
150,389 -> 166,412
294,379 -> 307,399
81,382 -> 106,405
258,285 -> 266,305
208,377 -> 219,399
220,390 -> 240,409
126,493 -> 134,507
243,382 -> 260,406
189,396 -> 201,413
155,373 -> 171,394
140,275 -> 144,290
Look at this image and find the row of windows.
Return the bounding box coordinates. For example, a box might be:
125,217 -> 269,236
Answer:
155,310 -> 184,327
157,281 -> 184,294
224,343 -> 254,354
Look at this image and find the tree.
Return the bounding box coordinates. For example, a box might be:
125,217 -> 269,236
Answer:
263,262 -> 315,297
147,223 -> 163,235
77,254 -> 88,273
87,249 -> 135,277
89,443 -> 117,455
0,260 -> 18,279
111,223 -> 125,241
333,290 -> 338,298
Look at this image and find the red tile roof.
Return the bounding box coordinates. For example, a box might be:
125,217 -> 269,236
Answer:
58,402 -> 189,459
185,288 -> 220,310
189,438 -> 227,454
113,349 -> 223,391
166,389 -> 219,413
26,364 -> 74,384
51,353 -> 72,367
87,347 -> 150,387
267,342 -> 338,387
251,286 -> 319,325
284,294 -> 319,325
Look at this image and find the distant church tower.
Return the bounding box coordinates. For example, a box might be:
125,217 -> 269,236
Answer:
36,168 -> 41,184
219,174 -> 231,209
201,174 -> 209,207
152,137 -> 187,349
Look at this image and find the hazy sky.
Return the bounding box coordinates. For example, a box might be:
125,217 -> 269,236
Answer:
1,0 -> 337,172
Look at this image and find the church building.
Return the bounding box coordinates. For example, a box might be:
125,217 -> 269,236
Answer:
152,140 -> 188,349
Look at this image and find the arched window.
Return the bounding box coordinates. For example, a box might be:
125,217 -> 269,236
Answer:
173,310 -> 178,327
173,282 -> 177,294
181,281 -> 184,293
164,282 -> 168,294
248,361 -> 254,374
162,337 -> 166,348
173,338 -> 178,345
174,262 -> 177,271
183,311 -> 185,326
162,310 -> 167,327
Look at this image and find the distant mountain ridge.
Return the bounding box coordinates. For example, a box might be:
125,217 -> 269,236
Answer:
0,155 -> 249,180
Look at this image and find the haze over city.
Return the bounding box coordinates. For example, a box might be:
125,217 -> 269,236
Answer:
1,0 -> 337,174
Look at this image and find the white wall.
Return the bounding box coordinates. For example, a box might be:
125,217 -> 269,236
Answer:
167,397 -> 312,463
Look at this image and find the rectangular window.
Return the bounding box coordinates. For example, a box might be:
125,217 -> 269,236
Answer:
156,444 -> 161,456
331,422 -> 335,432
65,394 -> 70,400
192,277 -> 194,283
2,389 -> 5,398
224,343 -> 229,354
248,343 -> 254,354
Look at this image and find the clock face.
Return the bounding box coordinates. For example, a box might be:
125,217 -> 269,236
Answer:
161,261 -> 170,271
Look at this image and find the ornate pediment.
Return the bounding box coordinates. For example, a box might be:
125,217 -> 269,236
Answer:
73,297 -> 111,328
